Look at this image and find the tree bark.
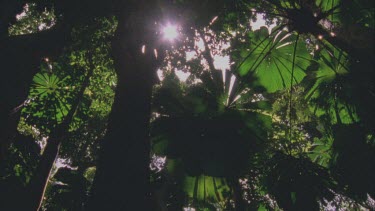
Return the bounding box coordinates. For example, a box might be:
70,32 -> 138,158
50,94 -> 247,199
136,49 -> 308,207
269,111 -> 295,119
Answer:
26,135 -> 62,211
88,1 -> 161,210
228,177 -> 246,211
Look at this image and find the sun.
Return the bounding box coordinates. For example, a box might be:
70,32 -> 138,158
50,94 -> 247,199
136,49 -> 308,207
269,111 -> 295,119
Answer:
162,24 -> 179,41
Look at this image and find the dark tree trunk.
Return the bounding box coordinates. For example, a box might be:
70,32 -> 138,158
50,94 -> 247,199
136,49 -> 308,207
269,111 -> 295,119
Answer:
26,135 -> 62,211
228,177 -> 246,211
88,1 -> 160,210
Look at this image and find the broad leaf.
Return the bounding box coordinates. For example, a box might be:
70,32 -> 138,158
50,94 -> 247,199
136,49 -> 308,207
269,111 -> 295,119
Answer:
237,27 -> 310,93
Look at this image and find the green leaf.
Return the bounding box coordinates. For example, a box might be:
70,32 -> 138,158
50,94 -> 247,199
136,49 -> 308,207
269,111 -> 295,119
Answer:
291,192 -> 297,204
183,175 -> 230,203
238,27 -> 310,92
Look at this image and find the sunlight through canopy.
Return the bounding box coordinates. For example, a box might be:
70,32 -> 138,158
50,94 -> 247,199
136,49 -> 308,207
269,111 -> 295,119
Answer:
162,23 -> 179,41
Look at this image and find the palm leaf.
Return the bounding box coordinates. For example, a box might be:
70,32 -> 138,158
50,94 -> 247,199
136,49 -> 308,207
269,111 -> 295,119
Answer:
237,27 -> 310,93
303,47 -> 359,124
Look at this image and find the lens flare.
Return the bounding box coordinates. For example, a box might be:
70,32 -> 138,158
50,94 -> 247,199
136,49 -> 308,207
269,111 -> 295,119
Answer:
162,24 -> 179,41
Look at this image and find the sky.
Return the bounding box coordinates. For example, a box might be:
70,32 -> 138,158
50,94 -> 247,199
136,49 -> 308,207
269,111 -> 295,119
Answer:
160,13 -> 275,82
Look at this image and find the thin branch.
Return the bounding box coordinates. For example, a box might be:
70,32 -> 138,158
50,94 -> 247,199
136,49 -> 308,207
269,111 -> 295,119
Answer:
288,33 -> 299,144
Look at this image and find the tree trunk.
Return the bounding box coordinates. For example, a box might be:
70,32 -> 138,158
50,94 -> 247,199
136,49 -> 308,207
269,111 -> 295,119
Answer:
228,177 -> 246,211
25,135 -> 62,211
88,1 -> 160,210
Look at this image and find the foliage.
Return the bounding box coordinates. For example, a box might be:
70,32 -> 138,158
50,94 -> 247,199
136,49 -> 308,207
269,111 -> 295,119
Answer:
236,26 -> 310,93
1,0 -> 373,210
8,3 -> 55,35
